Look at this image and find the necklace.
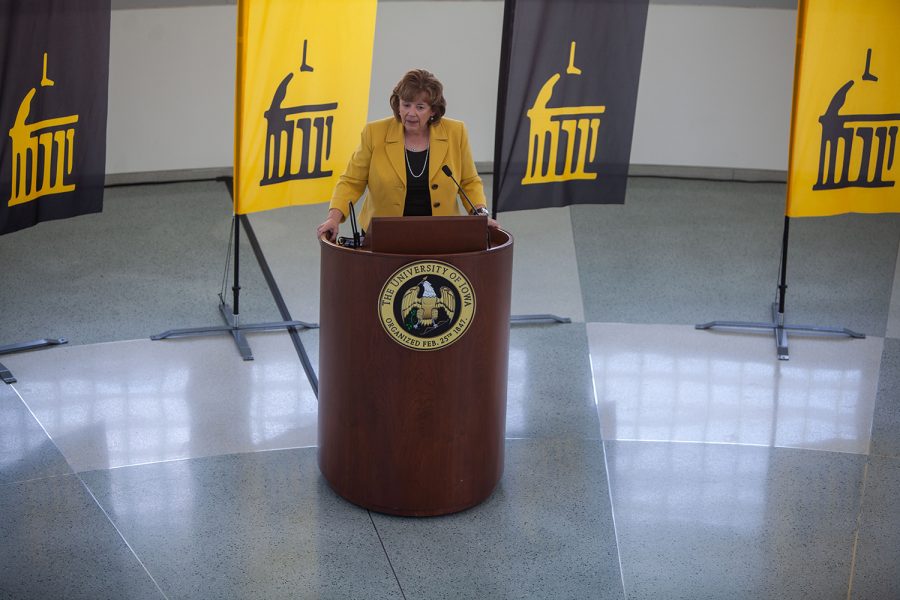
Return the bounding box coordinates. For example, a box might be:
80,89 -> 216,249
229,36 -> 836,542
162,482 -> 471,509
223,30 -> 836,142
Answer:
405,146 -> 429,178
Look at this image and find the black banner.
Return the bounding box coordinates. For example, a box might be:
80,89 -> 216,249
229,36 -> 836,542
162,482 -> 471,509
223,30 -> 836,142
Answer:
493,0 -> 648,213
0,0 -> 110,235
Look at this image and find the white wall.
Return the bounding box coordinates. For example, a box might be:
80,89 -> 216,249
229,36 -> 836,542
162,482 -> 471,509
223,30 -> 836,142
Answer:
108,6 -> 236,174
632,5 -> 795,170
106,1 -> 796,175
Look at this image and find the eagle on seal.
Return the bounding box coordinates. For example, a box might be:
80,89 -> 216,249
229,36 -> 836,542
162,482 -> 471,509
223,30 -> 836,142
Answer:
401,277 -> 456,332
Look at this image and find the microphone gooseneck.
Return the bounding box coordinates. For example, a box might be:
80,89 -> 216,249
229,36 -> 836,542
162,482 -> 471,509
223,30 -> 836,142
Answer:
442,165 -> 491,249
348,202 -> 360,247
441,165 -> 478,215
336,202 -> 364,248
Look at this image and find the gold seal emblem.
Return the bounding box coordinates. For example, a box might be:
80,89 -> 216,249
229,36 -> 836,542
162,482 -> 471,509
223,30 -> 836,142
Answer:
378,260 -> 476,351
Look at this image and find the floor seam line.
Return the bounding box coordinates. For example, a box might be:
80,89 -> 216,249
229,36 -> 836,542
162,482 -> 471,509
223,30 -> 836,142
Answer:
0,472 -> 77,490
6,384 -> 79,479
845,459 -> 870,600
75,444 -> 319,474
368,510 -> 407,600
602,440 -> 629,600
77,476 -> 171,600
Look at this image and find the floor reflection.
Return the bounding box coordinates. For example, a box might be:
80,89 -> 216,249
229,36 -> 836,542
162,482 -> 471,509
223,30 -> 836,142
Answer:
5,336 -> 319,472
589,324 -> 883,454
504,346 -> 529,436
610,442 -> 768,534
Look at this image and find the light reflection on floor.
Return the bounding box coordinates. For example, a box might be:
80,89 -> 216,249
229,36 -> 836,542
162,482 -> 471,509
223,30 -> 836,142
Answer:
588,323 -> 883,454
4,335 -> 319,473
4,322 -> 885,478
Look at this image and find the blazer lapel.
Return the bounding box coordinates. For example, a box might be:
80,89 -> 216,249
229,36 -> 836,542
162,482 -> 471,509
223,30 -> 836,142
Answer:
385,119 -> 406,184
429,120 -> 449,184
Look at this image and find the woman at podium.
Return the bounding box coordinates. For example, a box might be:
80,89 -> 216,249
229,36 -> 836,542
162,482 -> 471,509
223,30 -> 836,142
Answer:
316,69 -> 492,241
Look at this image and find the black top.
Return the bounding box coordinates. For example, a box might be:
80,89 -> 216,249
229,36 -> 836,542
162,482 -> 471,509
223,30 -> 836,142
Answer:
403,149 -> 432,217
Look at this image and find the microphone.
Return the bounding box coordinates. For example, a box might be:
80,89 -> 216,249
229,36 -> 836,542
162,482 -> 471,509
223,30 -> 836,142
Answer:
441,165 -> 484,216
349,201 -> 361,248
337,201 -> 365,248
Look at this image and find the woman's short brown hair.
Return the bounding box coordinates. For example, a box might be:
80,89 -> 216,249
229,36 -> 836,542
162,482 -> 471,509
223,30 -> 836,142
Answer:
389,69 -> 447,124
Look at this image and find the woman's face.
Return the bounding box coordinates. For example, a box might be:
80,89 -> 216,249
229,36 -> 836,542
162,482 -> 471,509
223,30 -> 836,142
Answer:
399,91 -> 435,136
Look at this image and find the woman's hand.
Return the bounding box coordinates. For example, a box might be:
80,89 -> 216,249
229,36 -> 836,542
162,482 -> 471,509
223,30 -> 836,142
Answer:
316,208 -> 343,241
472,205 -> 499,230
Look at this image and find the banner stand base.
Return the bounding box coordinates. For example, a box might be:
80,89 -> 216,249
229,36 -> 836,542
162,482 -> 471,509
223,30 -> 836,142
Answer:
0,338 -> 68,384
696,303 -> 865,361
510,314 -> 571,324
152,184 -> 319,397
151,305 -> 317,362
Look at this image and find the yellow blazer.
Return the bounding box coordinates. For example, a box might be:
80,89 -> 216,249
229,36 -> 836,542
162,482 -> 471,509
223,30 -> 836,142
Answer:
328,116 -> 487,230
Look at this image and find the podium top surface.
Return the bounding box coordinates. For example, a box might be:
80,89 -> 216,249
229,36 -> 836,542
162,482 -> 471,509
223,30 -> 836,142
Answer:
368,216 -> 489,254
321,216 -> 512,256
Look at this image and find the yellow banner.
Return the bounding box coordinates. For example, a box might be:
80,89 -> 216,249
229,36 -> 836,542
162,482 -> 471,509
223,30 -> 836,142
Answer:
787,0 -> 900,217
235,0 -> 376,214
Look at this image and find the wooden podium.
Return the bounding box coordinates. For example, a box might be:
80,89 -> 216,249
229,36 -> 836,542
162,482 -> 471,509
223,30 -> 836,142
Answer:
318,217 -> 513,516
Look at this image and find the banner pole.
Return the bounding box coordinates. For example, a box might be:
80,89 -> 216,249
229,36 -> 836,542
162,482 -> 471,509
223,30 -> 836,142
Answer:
777,216 -> 790,316
232,214 -> 241,324
211,212 -> 254,359
491,0 -> 515,221
772,215 -> 791,358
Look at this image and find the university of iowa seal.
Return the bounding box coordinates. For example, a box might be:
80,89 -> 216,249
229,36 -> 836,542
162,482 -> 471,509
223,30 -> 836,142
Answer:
378,260 -> 476,351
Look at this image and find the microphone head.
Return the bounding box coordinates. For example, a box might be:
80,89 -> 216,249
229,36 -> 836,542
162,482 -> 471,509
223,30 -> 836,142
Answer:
441,165 -> 453,177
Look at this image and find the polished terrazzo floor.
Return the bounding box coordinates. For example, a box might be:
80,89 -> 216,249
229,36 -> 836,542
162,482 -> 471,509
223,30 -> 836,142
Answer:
1,177 -> 899,599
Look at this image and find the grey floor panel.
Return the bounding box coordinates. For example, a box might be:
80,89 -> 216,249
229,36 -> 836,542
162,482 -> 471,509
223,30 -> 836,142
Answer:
0,383 -> 71,486
0,474 -> 163,600
506,323 -> 599,439
888,240 -> 900,338
371,438 -> 625,600
788,212 -> 900,338
500,206 -> 586,321
572,177 -> 900,336
0,180 -> 281,346
572,178 -> 785,326
243,204 -> 325,325
79,448 -> 404,600
870,338 -> 900,458
606,441 -> 866,600
850,455 -> 900,599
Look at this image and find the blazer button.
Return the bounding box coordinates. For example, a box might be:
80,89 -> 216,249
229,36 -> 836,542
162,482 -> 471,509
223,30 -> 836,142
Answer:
433,202 -> 441,208
431,184 -> 438,190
